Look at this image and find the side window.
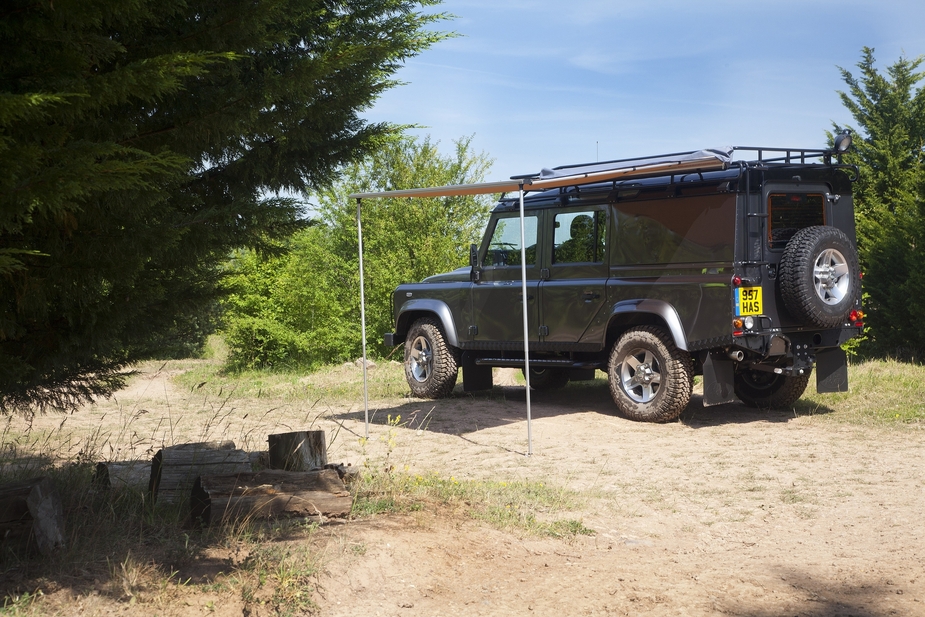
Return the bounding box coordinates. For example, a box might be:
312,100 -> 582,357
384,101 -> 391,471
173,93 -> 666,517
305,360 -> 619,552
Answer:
553,210 -> 606,264
612,194 -> 735,265
482,214 -> 538,267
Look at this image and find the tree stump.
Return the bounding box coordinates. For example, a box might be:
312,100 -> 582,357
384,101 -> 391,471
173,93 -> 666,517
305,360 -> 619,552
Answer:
190,469 -> 351,525
150,441 -> 251,504
268,431 -> 327,471
0,477 -> 65,555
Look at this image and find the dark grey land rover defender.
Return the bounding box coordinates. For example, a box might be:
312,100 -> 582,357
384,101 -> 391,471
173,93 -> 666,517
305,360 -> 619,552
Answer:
383,138 -> 864,422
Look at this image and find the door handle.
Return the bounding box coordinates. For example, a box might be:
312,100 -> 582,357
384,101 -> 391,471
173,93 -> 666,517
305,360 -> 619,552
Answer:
581,292 -> 601,302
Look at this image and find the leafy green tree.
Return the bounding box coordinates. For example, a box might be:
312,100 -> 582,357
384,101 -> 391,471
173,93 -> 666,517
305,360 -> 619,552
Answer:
223,135 -> 493,370
833,48 -> 925,358
0,0 -> 448,413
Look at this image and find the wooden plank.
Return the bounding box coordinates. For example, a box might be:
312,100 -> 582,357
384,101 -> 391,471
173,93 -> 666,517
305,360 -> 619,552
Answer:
150,441 -> 251,504
0,477 -> 65,555
190,469 -> 351,525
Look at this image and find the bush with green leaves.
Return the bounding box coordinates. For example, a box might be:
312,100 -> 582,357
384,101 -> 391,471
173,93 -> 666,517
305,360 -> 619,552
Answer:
223,135 -> 493,370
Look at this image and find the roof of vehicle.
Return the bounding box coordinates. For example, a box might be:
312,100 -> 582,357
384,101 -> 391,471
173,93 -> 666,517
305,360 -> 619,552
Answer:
348,144 -> 851,202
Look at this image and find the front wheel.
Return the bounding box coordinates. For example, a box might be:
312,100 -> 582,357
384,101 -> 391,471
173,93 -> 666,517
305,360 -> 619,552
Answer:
607,326 -> 693,423
734,369 -> 810,408
404,318 -> 458,398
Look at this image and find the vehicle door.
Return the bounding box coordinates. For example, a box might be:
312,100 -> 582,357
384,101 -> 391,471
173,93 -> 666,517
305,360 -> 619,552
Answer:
539,207 -> 609,346
471,212 -> 541,345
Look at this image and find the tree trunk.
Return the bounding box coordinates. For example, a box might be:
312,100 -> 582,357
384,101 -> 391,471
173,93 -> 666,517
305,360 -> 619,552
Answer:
190,469 -> 351,525
0,477 -> 65,555
150,441 -> 251,504
268,431 -> 327,471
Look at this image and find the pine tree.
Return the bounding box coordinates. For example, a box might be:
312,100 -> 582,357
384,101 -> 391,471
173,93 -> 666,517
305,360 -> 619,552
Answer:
834,48 -> 925,358
0,0 -> 449,413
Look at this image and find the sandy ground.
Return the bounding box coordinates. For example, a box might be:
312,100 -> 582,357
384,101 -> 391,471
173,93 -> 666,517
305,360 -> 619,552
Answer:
6,364 -> 925,616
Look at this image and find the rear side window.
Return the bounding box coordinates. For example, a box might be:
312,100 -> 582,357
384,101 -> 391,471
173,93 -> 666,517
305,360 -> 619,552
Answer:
612,194 -> 735,265
768,193 -> 825,249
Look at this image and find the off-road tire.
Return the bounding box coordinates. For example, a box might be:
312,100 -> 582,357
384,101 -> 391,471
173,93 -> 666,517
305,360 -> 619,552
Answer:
522,367 -> 570,391
734,369 -> 811,409
779,226 -> 860,328
607,326 -> 693,423
404,318 -> 458,398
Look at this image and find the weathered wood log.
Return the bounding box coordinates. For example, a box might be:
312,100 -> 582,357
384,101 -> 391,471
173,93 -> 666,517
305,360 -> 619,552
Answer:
268,431 -> 327,471
93,461 -> 151,490
0,477 -> 65,555
150,441 -> 251,504
190,469 -> 351,525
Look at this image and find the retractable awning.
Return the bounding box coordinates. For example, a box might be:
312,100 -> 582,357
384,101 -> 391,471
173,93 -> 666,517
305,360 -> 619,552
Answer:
348,148 -> 731,200
349,148 -> 731,455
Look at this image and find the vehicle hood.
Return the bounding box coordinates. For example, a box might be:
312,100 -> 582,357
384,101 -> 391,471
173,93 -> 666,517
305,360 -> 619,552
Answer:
422,266 -> 470,283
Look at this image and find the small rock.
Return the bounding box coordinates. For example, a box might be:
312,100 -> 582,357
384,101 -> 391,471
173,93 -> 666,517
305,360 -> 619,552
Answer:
355,358 -> 377,368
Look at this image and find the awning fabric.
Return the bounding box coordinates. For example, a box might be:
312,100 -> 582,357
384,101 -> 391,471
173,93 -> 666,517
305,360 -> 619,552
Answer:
348,148 -> 731,200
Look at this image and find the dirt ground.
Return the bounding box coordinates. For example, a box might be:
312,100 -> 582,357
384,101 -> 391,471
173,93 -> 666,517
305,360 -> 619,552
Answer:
8,364 -> 925,616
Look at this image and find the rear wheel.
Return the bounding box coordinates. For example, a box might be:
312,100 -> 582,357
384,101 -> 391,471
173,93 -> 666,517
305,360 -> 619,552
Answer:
607,326 -> 693,423
404,318 -> 458,398
734,369 -> 810,408
522,366 -> 570,391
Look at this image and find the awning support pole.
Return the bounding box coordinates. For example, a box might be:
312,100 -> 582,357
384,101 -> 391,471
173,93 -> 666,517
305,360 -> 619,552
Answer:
356,198 -> 370,439
518,185 -> 533,456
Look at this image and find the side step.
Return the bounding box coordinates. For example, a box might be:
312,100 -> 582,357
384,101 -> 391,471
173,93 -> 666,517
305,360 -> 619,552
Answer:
473,358 -> 600,369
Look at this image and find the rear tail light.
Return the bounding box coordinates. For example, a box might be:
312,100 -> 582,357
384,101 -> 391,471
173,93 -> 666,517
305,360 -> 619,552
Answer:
849,309 -> 865,328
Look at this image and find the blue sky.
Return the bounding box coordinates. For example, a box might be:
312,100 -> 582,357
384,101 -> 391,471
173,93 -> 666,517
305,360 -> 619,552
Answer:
366,0 -> 925,181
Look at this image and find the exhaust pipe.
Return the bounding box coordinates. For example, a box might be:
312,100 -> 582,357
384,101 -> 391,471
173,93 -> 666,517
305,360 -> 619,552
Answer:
727,350 -> 744,362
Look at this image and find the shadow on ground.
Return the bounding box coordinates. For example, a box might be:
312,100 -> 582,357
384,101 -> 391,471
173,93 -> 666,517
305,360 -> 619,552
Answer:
333,378 -> 836,435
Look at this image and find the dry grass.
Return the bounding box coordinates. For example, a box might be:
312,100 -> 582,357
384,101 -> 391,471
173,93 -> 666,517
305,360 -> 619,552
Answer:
0,351 -> 922,615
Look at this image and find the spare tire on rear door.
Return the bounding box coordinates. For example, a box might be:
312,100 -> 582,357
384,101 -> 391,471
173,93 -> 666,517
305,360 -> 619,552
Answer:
779,226 -> 860,329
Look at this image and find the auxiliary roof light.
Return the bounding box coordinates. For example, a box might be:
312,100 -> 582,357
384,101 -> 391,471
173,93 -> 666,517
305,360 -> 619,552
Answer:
833,130 -> 853,154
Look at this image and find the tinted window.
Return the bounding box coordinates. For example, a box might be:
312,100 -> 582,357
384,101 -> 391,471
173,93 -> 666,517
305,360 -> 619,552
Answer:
612,194 -> 735,265
553,210 -> 606,264
483,214 -> 538,267
768,193 -> 825,249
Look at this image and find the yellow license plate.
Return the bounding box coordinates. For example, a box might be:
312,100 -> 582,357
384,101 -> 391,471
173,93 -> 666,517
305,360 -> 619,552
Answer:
736,287 -> 763,316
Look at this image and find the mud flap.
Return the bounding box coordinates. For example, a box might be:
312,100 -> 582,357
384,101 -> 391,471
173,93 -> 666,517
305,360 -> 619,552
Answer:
461,352 -> 493,392
702,353 -> 737,406
816,348 -> 849,393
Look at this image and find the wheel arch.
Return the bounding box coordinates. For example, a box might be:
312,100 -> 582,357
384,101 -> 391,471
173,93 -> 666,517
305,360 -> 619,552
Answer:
394,299 -> 461,348
605,300 -> 688,352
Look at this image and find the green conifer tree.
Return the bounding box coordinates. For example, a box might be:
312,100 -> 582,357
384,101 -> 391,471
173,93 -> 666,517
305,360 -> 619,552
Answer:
0,0 -> 449,413
833,48 -> 925,358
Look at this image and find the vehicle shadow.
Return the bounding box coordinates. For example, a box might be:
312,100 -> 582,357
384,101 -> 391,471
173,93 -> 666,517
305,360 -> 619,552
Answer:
331,378 -> 837,436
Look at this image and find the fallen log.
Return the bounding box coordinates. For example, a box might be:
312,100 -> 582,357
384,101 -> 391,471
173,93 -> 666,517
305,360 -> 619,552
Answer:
150,441 -> 251,504
190,469 -> 351,525
267,430 -> 327,471
0,477 -> 65,555
93,461 -> 151,491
